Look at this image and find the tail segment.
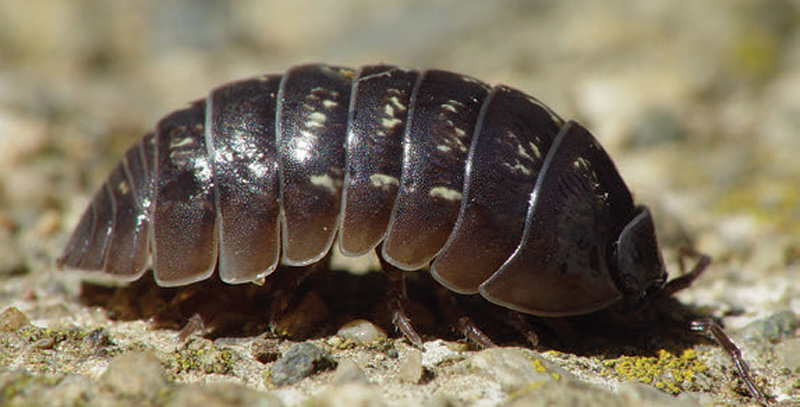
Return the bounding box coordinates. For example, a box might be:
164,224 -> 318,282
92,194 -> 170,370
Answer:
57,133 -> 155,281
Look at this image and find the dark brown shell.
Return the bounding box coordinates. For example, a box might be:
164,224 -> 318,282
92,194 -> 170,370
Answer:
59,63 -> 666,317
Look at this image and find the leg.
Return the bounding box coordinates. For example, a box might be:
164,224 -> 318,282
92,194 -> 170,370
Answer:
505,311 -> 540,348
378,251 -> 424,348
662,247 -> 711,297
177,313 -> 205,342
434,285 -> 496,349
664,249 -> 768,404
691,318 -> 768,405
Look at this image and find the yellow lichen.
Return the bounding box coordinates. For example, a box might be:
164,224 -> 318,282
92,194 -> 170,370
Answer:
604,349 -> 707,394
531,358 -> 547,373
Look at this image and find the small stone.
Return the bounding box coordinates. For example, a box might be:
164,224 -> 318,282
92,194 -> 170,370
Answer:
421,340 -> 465,368
251,337 -> 281,364
505,380 -> 624,407
336,319 -> 387,346
101,352 -> 169,400
83,328 -> 114,348
465,348 -> 568,393
326,335 -> 345,348
384,347 -> 399,359
432,373 -> 505,405
0,307 -> 30,332
269,342 -> 336,386
55,375 -> 123,407
617,381 -> 702,407
740,310 -> 800,343
166,382 -> 284,407
775,337 -> 800,371
306,382 -> 383,407
332,358 -> 368,384
397,348 -> 423,383
33,336 -> 56,349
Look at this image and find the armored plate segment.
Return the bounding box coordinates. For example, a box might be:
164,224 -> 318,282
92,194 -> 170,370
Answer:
479,121 -> 634,316
207,75 -> 282,283
277,65 -> 354,266
339,65 -> 419,257
381,70 -> 490,270
152,101 -> 218,286
430,86 -> 564,294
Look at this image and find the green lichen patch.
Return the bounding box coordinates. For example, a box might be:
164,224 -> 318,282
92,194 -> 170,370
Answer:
714,176 -> 800,238
164,339 -> 238,376
603,349 -> 707,394
0,324 -> 122,376
0,370 -> 62,405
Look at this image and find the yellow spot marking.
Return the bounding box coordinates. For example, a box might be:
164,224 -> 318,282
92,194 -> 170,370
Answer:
310,174 -> 340,195
170,137 -> 194,148
381,117 -> 403,129
117,181 -> 130,195
306,112 -> 327,128
369,174 -> 399,188
429,187 -> 462,201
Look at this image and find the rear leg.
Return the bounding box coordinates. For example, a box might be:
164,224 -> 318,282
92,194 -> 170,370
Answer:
378,250 -> 424,347
433,285 -> 496,348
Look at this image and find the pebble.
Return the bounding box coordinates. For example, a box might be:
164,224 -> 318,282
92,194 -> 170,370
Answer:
499,377 -> 703,407
166,382 -> 285,407
775,337 -> 800,372
397,348 -> 423,383
100,352 -> 169,400
251,337 -> 282,364
740,310 -> 800,343
52,375 -> 105,406
82,327 -> 114,348
505,380 -> 622,407
616,381 -> 702,407
332,358 -> 369,384
421,340 -> 465,368
504,379 -> 702,407
0,307 -> 30,332
305,382 -> 384,407
336,319 -> 387,346
269,342 -> 336,386
465,348 -> 568,393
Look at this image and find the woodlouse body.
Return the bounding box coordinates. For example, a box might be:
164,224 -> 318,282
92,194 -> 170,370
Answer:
59,63 -> 667,317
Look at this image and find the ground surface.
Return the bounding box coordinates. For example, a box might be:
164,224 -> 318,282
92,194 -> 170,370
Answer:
0,1 -> 798,406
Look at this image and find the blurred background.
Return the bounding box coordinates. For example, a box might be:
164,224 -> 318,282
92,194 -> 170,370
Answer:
0,0 -> 798,403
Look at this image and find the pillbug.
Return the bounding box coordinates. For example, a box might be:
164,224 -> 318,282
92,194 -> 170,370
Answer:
58,64 -> 767,404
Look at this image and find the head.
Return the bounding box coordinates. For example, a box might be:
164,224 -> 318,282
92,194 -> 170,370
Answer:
610,205 -> 667,301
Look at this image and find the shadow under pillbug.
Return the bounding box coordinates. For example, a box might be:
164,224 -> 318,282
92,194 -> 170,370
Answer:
58,63 -> 767,404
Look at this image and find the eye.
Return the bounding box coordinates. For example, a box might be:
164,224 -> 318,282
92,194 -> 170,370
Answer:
622,275 -> 639,293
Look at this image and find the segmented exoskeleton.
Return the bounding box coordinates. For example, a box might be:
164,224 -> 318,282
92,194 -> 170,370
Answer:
58,64 -> 767,404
